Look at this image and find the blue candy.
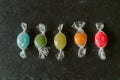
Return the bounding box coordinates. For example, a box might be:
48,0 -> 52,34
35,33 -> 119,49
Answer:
17,32 -> 30,49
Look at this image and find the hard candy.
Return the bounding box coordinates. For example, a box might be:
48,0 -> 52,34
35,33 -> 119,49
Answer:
74,32 -> 87,47
17,32 -> 30,49
54,32 -> 66,50
34,34 -> 47,48
95,31 -> 108,48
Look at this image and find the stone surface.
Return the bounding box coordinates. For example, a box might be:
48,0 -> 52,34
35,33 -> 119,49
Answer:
0,0 -> 120,80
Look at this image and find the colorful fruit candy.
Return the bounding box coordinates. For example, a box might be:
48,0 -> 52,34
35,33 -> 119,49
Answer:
72,21 -> 87,58
54,24 -> 67,60
17,22 -> 30,59
34,23 -> 50,59
95,22 -> 108,60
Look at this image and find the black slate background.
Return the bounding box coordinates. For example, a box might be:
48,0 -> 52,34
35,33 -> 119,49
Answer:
0,0 -> 120,80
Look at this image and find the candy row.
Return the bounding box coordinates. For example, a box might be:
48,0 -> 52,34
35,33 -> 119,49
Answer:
17,21 -> 108,60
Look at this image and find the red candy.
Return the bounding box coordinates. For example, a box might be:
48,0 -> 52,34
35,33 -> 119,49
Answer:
95,31 -> 108,48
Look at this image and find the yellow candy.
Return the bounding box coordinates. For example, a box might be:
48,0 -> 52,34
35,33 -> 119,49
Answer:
54,32 -> 67,50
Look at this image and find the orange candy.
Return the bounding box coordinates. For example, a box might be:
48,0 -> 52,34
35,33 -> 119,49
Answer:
74,32 -> 87,47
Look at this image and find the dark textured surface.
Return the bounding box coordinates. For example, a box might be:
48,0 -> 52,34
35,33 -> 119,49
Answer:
0,0 -> 120,80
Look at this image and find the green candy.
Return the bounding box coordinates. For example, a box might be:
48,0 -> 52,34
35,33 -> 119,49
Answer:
34,34 -> 47,48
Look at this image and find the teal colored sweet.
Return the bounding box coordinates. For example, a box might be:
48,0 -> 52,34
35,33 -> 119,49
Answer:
17,32 -> 30,49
